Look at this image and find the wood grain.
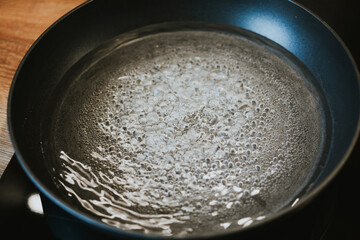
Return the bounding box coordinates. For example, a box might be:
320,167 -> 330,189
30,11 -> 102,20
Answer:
0,0 -> 86,177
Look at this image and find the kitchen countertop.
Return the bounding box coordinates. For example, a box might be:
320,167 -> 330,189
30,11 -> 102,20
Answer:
0,0 -> 86,177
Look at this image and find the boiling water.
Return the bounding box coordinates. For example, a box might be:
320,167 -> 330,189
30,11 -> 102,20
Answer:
48,27 -> 325,237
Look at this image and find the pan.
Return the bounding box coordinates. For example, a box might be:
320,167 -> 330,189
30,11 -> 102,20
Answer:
7,0 -> 360,239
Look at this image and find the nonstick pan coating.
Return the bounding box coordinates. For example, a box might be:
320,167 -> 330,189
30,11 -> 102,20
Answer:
7,0 -> 360,239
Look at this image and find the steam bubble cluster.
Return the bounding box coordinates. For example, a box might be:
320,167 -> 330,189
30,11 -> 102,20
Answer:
51,29 -> 324,237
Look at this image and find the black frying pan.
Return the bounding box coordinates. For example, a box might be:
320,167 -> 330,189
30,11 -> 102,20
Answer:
7,0 -> 360,239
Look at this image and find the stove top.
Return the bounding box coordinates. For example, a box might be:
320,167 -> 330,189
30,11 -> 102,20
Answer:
1,1 -> 359,239
0,156 -> 54,239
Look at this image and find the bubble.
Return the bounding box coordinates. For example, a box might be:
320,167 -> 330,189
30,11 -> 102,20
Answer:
243,189 -> 250,197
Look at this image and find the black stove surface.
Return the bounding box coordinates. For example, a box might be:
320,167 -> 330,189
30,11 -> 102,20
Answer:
0,156 -> 54,239
1,1 -> 359,239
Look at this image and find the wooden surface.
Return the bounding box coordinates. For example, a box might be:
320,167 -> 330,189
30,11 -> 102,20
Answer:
0,0 -> 86,177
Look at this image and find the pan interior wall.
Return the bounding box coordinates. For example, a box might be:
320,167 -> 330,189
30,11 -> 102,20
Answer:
45,25 -> 327,237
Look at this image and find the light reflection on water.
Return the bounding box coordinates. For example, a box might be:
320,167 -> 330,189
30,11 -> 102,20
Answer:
58,151 -> 187,236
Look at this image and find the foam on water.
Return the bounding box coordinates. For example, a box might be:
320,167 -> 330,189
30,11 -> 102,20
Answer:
49,28 -> 325,237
